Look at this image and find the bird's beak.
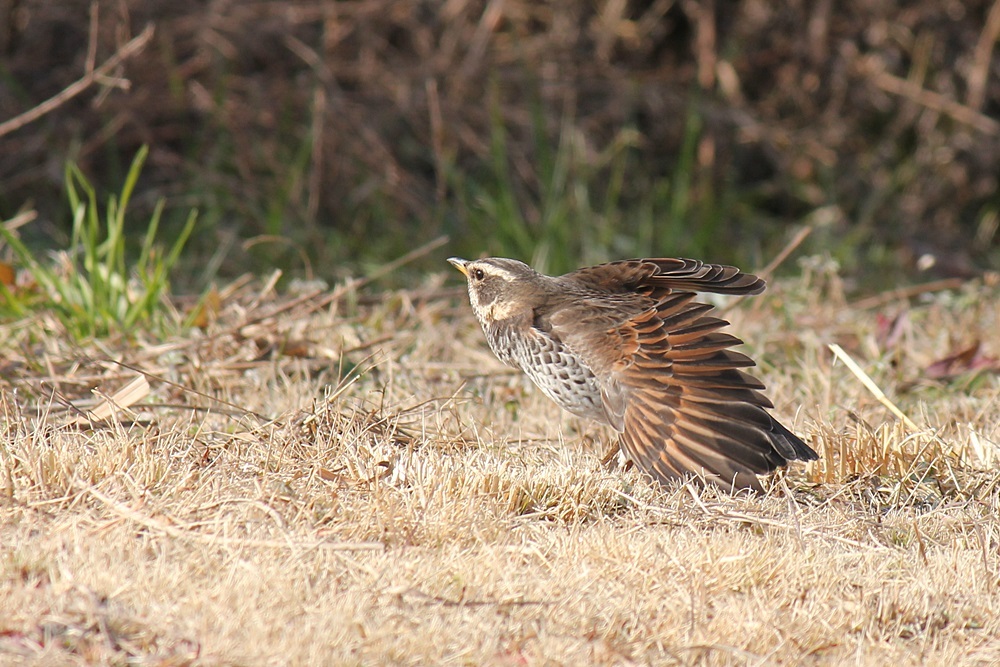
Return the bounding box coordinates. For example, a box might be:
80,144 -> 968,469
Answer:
447,257 -> 469,277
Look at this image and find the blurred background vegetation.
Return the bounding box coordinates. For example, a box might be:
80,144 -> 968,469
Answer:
1,0 -> 998,288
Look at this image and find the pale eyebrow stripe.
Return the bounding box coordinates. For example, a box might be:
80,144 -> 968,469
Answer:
480,264 -> 517,282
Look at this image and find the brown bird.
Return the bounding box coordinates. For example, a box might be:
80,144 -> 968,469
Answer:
448,256 -> 817,492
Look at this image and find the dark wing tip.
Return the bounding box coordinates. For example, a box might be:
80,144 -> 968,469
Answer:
559,257 -> 765,297
643,258 -> 766,296
768,417 -> 819,462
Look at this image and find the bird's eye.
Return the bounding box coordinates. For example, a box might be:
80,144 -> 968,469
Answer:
473,268 -> 485,281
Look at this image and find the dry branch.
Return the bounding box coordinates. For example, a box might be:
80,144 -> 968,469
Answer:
859,56 -> 1000,136
0,23 -> 154,139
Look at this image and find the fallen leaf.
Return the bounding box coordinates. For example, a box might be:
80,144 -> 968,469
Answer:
0,261 -> 14,287
926,341 -> 1000,379
281,339 -> 312,357
875,310 -> 908,350
188,285 -> 221,328
317,467 -> 345,482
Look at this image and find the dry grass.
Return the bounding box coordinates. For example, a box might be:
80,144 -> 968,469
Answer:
1,265 -> 999,665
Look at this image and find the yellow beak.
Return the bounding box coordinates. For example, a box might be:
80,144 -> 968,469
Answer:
447,257 -> 469,277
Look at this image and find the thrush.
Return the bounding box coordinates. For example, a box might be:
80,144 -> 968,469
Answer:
448,256 -> 817,492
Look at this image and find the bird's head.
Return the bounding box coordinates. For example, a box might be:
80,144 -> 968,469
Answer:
448,257 -> 545,324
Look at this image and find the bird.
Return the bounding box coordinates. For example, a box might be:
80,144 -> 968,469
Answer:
448,256 -> 817,492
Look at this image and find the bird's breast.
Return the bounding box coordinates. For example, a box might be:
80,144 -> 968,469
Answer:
486,322 -> 608,424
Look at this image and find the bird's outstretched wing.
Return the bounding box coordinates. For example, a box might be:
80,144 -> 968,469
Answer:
544,259 -> 816,492
563,258 -> 766,296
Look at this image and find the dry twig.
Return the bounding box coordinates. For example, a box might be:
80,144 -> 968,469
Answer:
0,24 -> 154,139
828,343 -> 921,432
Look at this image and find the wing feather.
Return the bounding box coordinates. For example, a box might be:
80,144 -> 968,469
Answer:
542,259 -> 816,492
563,258 -> 766,296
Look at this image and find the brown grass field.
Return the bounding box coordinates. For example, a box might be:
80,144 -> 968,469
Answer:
1,263 -> 999,666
